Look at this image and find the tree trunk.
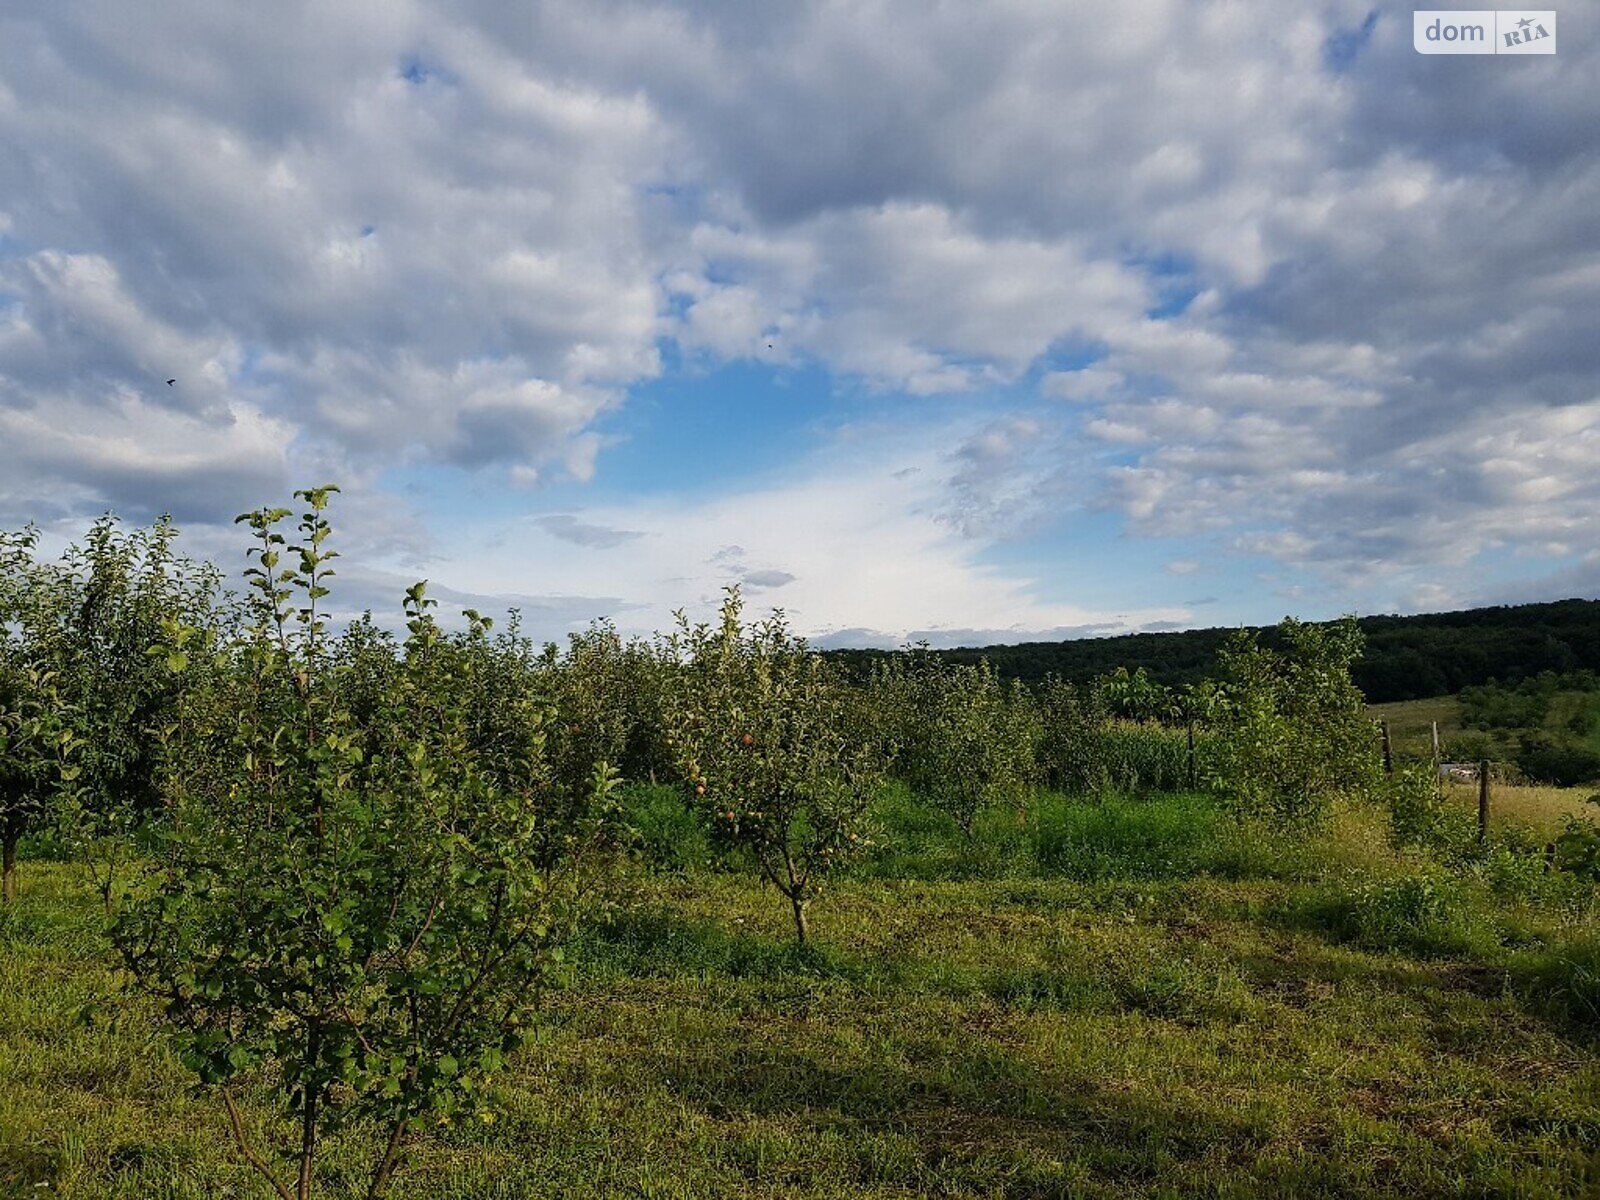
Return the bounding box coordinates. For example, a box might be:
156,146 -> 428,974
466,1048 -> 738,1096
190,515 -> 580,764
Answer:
790,892 -> 809,946
297,1028 -> 322,1200
779,845 -> 809,947
2,832 -> 17,904
298,1088 -> 318,1200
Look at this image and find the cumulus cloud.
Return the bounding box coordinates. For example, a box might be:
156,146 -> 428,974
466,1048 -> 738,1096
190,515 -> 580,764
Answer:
673,203 -> 1150,393
697,546 -> 797,594
942,416 -> 1080,538
1,0 -> 670,513
1045,367 -> 1126,402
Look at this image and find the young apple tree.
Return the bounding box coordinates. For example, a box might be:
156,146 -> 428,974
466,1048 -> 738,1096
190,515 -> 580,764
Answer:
868,649 -> 1037,833
1206,616 -> 1381,823
659,587 -> 886,945
0,528 -> 80,903
56,516 -> 224,912
113,488 -> 620,1200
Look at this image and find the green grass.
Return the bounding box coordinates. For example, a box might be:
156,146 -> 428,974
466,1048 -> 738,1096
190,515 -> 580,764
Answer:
6,791 -> 1600,1198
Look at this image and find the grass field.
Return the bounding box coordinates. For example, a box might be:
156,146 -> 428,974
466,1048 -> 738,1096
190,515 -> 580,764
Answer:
6,790 -> 1600,1199
1369,695 -> 1600,832
1443,781 -> 1600,836
1368,696 -> 1463,761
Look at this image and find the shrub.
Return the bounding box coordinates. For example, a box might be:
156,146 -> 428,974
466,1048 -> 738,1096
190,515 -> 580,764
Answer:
1553,817 -> 1600,883
1441,730 -> 1498,763
1460,677 -> 1553,731
1383,764 -> 1456,850
1516,734 -> 1600,787
1476,844 -> 1551,899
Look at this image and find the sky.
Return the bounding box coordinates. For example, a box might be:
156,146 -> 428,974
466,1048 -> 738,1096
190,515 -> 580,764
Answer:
2,1 -> 1598,648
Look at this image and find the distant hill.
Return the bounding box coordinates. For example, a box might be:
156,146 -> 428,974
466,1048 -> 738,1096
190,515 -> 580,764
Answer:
822,598 -> 1600,704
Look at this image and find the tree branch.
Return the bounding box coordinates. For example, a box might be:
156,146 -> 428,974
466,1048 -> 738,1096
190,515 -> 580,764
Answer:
220,1087 -> 295,1200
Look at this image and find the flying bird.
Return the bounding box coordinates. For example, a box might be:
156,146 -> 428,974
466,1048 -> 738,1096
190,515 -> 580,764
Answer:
166,378 -> 176,386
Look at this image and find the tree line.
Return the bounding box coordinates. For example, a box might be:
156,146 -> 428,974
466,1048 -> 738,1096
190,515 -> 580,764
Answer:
826,598 -> 1600,704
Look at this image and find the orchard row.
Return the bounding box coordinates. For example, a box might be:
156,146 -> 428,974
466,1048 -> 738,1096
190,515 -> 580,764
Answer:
0,490 -> 1381,1200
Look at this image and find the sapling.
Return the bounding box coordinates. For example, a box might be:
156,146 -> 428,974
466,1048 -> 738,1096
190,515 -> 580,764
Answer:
1205,617 -> 1381,823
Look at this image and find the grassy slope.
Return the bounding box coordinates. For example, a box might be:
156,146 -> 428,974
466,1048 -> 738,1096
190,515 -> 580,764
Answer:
1372,693 -> 1600,815
1368,696 -> 1464,761
5,794 -> 1600,1199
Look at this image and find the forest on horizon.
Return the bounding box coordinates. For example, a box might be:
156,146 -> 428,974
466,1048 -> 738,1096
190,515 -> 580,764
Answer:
824,598 -> 1600,704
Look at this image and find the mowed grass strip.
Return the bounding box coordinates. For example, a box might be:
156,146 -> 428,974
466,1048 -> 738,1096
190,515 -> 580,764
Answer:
5,791 -> 1600,1198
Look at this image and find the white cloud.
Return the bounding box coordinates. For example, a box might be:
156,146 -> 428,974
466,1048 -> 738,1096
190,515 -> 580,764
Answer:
424,424 -> 1190,643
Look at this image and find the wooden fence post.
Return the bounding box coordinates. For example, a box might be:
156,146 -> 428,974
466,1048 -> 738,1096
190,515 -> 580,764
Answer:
1381,720 -> 1393,776
1478,760 -> 1491,843
1431,721 -> 1440,772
